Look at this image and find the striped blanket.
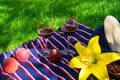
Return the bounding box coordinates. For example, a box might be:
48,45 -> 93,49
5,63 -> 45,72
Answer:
0,20 -> 94,80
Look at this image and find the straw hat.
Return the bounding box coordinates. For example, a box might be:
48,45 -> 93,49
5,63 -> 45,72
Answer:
104,15 -> 120,79
104,15 -> 120,52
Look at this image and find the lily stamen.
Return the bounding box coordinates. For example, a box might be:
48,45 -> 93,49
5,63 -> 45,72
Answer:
70,36 -> 120,80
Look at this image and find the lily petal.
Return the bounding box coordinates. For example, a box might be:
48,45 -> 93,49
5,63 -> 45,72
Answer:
87,36 -> 101,56
98,52 -> 120,65
75,42 -> 87,56
71,36 -> 120,80
79,68 -> 91,80
70,56 -> 84,68
91,64 -> 109,80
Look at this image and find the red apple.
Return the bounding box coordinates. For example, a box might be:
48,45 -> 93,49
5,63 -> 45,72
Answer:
2,58 -> 18,73
15,48 -> 30,62
48,49 -> 62,63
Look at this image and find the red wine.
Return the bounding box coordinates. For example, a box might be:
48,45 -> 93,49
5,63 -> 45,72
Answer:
38,28 -> 54,38
62,26 -> 77,35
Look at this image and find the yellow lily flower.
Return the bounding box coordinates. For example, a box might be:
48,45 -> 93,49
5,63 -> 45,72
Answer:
70,36 -> 120,80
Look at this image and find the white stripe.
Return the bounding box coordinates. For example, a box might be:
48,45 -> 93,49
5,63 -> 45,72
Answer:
56,66 -> 75,80
26,61 -> 50,80
77,29 -> 92,36
10,51 -> 35,80
77,23 -> 94,30
3,52 -> 7,59
54,34 -> 75,49
29,42 -> 65,80
64,20 -> 93,34
54,32 -> 68,43
14,72 -> 22,80
28,44 -> 75,80
78,23 -> 92,30
39,37 -> 46,48
65,23 -> 76,27
37,39 -> 44,50
27,60 -> 50,80
24,44 -> 50,80
18,63 -> 35,80
29,41 -> 75,80
48,40 -> 59,50
58,31 -> 64,34
54,32 -> 69,49
67,36 -> 75,48
3,52 -> 21,80
71,37 -> 86,46
75,32 -> 89,41
62,58 -> 79,74
51,36 -> 66,49
0,66 -> 16,80
60,60 -> 79,74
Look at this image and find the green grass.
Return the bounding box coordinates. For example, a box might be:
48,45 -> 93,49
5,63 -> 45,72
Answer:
0,0 -> 120,52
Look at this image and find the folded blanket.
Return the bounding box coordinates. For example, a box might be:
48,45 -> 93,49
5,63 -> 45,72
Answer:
0,19 -> 94,80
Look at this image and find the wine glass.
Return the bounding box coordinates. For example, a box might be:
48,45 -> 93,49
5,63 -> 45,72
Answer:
61,25 -> 77,55
38,28 -> 54,57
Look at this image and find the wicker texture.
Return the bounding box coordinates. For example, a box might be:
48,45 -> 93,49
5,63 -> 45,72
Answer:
107,64 -> 120,79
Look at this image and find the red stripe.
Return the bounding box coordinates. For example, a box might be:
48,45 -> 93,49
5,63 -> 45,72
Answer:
36,39 -> 44,50
2,52 -> 22,80
62,58 -> 79,74
39,37 -> 46,48
55,66 -> 75,80
0,66 -> 16,80
54,32 -> 69,46
54,32 -> 75,49
24,43 -> 65,80
29,42 -> 65,80
65,23 -> 76,27
75,33 -> 89,41
58,31 -> 87,47
69,54 -> 82,72
67,36 -> 75,48
51,36 -> 66,49
48,40 -> 59,49
14,72 -> 22,80
29,42 -> 75,80
65,19 -> 93,31
77,29 -> 92,36
71,37 -> 86,46
77,23 -> 94,31
2,52 -> 7,59
26,61 -> 50,80
62,36 -> 76,49
61,58 -> 69,64
53,34 -> 75,49
58,32 -> 64,34
18,64 -> 35,80
23,44 -> 50,80
60,60 -> 79,74
64,20 -> 93,36
10,51 -> 35,80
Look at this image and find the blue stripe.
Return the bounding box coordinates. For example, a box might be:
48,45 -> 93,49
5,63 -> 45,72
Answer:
0,73 -> 10,80
15,66 -> 32,80
0,54 -> 4,64
56,62 -> 78,80
20,62 -> 44,80
31,47 -> 70,79
0,19 -> 94,80
28,48 -> 62,80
